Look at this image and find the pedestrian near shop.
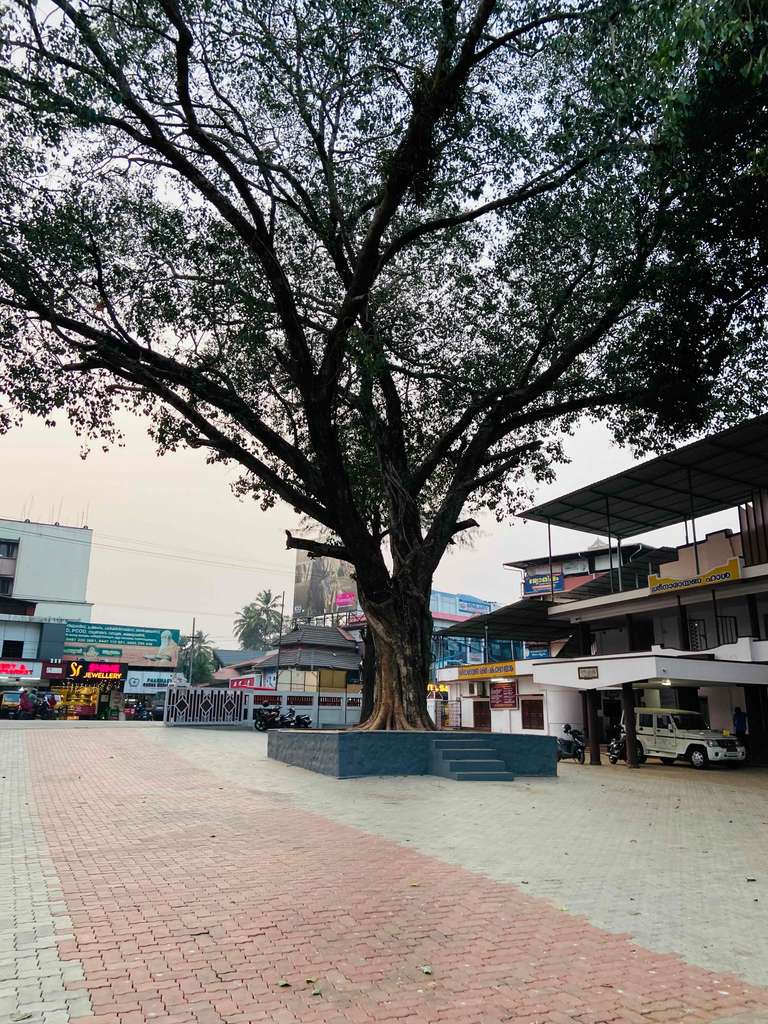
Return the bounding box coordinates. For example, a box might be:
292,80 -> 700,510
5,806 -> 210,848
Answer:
19,687 -> 34,719
733,706 -> 748,752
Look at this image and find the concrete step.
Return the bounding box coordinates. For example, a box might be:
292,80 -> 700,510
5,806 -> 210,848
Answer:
439,747 -> 497,760
452,770 -> 516,781
433,738 -> 493,749
445,759 -> 508,772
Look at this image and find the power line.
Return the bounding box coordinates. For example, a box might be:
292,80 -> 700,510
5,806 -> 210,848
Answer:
3,524 -> 296,575
94,599 -> 244,619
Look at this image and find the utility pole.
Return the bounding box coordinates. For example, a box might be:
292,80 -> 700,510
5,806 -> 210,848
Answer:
187,616 -> 196,686
274,593 -> 285,697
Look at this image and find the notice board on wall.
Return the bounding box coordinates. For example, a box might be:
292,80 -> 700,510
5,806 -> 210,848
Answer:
490,680 -> 519,710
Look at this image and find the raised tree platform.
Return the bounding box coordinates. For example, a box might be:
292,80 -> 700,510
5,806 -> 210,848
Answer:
267,730 -> 557,780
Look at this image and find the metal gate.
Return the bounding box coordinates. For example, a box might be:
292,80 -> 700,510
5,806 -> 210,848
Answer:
164,685 -> 251,727
434,700 -> 461,729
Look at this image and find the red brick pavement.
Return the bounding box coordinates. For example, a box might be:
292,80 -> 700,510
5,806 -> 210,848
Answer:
26,729 -> 768,1024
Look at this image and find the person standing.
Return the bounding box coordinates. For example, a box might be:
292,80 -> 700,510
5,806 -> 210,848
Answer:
733,705 -> 748,751
18,687 -> 34,719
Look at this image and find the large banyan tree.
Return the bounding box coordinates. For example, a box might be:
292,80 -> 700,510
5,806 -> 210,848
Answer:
0,1 -> 767,727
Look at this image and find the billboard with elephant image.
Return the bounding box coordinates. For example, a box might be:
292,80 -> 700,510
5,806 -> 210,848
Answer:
64,621 -> 180,668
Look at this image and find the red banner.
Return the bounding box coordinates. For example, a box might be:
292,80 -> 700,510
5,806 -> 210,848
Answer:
490,680 -> 519,710
229,676 -> 257,690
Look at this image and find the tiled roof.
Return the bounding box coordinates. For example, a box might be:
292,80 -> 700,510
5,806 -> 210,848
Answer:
278,625 -> 358,650
213,648 -> 266,667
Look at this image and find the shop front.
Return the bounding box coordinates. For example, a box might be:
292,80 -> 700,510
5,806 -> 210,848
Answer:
59,659 -> 127,719
0,659 -> 45,716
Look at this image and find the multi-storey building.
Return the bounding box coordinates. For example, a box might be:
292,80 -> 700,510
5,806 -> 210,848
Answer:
0,518 -> 93,690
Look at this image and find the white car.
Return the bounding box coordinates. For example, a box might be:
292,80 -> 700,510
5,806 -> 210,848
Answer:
634,708 -> 746,769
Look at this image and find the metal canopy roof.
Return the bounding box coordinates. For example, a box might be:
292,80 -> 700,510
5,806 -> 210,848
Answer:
520,414 -> 768,538
436,599 -> 571,642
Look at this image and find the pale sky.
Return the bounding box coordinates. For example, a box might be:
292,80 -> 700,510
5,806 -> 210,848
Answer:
0,414 -> 738,646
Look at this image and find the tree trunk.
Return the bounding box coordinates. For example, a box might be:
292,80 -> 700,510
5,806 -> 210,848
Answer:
355,584 -> 435,731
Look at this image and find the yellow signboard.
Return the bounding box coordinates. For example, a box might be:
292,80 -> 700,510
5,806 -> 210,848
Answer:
648,557 -> 741,596
457,660 -> 516,680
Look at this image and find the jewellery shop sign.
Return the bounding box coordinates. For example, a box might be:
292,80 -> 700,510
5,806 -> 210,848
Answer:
65,660 -> 127,685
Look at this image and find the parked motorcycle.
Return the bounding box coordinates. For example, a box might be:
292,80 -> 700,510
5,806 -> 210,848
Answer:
281,708 -> 312,729
607,732 -> 647,765
556,723 -> 586,764
253,704 -> 282,731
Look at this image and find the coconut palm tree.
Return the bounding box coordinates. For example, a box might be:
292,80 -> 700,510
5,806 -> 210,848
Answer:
234,590 -> 284,650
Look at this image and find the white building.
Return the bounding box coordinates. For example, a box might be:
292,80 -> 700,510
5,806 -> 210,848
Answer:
0,518 -> 92,681
436,414 -> 768,762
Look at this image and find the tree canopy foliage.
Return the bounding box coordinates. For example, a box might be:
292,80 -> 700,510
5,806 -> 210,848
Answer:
0,0 -> 766,725
234,589 -> 284,649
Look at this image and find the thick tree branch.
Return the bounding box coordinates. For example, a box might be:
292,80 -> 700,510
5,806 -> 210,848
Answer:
285,531 -> 350,561
378,152 -> 602,269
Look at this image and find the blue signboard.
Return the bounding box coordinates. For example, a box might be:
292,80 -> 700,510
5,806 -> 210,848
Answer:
523,573 -> 565,596
525,644 -> 551,659
457,594 -> 493,615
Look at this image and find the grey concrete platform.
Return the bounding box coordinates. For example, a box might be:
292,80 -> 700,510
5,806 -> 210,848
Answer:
267,728 -> 556,778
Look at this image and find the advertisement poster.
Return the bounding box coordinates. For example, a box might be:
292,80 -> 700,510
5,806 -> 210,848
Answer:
490,680 -> 519,709
65,622 -> 181,667
523,573 -> 565,595
293,550 -> 358,618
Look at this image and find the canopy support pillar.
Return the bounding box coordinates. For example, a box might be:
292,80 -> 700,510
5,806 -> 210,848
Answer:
622,682 -> 639,768
587,690 -> 602,765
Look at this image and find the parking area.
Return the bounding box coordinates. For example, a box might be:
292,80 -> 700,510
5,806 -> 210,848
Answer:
3,721 -> 768,1024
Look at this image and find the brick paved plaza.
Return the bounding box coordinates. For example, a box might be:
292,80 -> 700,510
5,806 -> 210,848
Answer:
2,723 -> 768,1024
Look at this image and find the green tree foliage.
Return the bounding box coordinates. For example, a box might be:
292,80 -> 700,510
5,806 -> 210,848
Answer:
0,1 -> 766,726
234,590 -> 284,650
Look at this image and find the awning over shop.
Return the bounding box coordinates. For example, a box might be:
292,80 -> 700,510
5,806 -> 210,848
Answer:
523,652 -> 768,691
436,599 -> 571,642
520,413 -> 768,538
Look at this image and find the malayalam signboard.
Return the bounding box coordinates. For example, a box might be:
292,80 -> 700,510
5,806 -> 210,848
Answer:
490,680 -> 519,709
65,622 -> 181,667
458,660 -> 516,681
523,573 -> 565,596
457,594 -> 493,615
648,557 -> 741,596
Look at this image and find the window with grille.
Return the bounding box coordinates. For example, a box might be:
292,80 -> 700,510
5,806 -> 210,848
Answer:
717,616 -> 738,644
521,698 -> 545,730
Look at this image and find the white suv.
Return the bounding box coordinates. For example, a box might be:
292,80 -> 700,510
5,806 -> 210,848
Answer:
634,708 -> 746,769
